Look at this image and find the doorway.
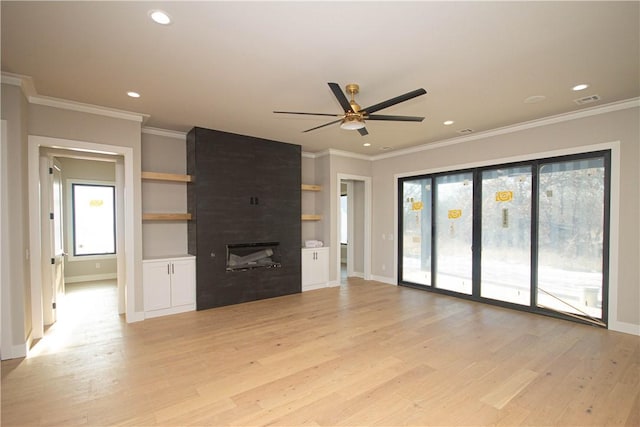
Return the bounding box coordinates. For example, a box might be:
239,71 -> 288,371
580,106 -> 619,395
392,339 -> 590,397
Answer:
337,174 -> 372,283
28,136 -> 136,341
42,154 -> 120,326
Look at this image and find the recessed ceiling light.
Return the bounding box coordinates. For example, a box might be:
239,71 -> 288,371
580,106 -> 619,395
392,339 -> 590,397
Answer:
572,84 -> 589,91
443,120 -> 454,126
524,95 -> 546,104
363,143 -> 371,147
127,91 -> 141,98
149,10 -> 172,25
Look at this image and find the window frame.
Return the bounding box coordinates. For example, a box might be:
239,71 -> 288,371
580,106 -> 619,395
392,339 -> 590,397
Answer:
66,179 -> 117,262
398,150 -> 611,327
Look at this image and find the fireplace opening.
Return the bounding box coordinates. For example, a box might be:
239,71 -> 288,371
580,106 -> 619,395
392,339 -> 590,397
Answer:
226,242 -> 282,271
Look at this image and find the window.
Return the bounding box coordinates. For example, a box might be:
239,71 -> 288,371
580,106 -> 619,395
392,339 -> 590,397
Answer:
399,151 -> 610,326
72,183 -> 116,256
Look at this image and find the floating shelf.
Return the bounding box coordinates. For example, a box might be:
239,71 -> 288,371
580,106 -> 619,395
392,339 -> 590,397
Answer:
142,171 -> 193,183
301,214 -> 322,221
143,213 -> 192,221
301,184 -> 322,191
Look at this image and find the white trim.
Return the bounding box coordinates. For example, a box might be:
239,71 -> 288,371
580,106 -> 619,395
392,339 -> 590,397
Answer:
144,304 -> 195,319
0,120 -> 11,359
393,141 -> 625,332
345,181 -> 355,277
336,174 -> 371,283
142,127 -> 186,140
609,320 -> 640,336
370,274 -> 397,286
301,151 -> 316,159
1,72 -> 37,98
28,136 -> 139,342
316,148 -> 372,161
302,282 -> 328,292
64,273 -> 118,284
30,95 -> 149,123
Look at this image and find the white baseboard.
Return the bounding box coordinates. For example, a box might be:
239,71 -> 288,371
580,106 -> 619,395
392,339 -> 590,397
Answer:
127,311 -> 146,323
144,304 -> 195,320
65,273 -> 117,283
370,274 -> 397,285
302,282 -> 327,292
1,338 -> 27,360
352,271 -> 364,279
609,320 -> 640,336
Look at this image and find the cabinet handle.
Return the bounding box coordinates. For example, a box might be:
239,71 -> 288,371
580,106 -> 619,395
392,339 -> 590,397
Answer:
172,263 -> 175,274
167,264 -> 170,275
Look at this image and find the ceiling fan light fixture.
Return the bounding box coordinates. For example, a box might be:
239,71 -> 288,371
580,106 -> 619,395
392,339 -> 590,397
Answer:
340,115 -> 365,130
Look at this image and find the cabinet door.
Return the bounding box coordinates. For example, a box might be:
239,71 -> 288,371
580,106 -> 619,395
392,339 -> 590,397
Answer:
302,248 -> 329,287
171,259 -> 196,307
143,261 -> 171,311
314,249 -> 329,285
301,249 -> 316,287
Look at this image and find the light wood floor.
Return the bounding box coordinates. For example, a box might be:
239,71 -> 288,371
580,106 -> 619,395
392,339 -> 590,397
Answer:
2,278 -> 639,426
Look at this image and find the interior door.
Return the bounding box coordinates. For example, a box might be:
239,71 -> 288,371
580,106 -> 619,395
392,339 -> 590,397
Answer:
50,159 -> 65,321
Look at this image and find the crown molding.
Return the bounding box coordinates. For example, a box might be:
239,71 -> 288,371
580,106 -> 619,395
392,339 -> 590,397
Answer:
371,97 -> 640,161
1,72 -> 37,98
310,148 -> 372,161
142,127 -> 187,140
30,95 -> 149,123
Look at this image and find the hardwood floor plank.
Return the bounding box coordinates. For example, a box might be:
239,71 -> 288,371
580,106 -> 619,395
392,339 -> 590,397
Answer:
480,368 -> 539,409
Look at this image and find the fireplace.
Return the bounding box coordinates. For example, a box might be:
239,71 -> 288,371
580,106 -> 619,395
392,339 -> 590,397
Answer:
226,242 -> 282,271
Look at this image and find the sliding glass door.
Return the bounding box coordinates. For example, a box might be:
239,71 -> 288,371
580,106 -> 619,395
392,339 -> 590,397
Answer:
537,157 -> 607,321
434,173 -> 473,295
400,177 -> 432,286
480,166 -> 532,305
398,151 -> 610,326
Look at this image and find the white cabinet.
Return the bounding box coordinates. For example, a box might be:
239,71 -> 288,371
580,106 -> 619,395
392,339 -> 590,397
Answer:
302,247 -> 329,291
143,255 -> 195,318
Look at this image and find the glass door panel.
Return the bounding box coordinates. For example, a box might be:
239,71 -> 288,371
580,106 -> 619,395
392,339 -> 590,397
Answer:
480,166 -> 532,305
537,158 -> 606,320
401,177 -> 432,285
435,173 -> 473,294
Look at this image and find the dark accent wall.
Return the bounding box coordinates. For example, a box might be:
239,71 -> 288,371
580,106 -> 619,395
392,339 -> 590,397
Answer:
187,127 -> 301,310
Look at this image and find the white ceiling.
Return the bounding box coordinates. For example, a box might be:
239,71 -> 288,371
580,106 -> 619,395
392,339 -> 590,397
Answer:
2,1 -> 639,155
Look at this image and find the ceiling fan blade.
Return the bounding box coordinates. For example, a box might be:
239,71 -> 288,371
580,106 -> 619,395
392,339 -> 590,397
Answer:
362,88 -> 427,115
328,82 -> 353,113
303,119 -> 342,133
366,114 -> 424,122
274,111 -> 342,117
358,127 -> 369,136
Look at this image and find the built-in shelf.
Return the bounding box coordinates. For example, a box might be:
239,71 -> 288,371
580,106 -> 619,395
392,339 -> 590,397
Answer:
301,214 -> 322,221
142,171 -> 193,183
142,171 -> 192,221
301,183 -> 322,222
301,184 -> 321,191
143,213 -> 192,221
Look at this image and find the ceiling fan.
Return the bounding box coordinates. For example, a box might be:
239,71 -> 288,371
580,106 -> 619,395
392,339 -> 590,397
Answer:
274,82 -> 427,136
